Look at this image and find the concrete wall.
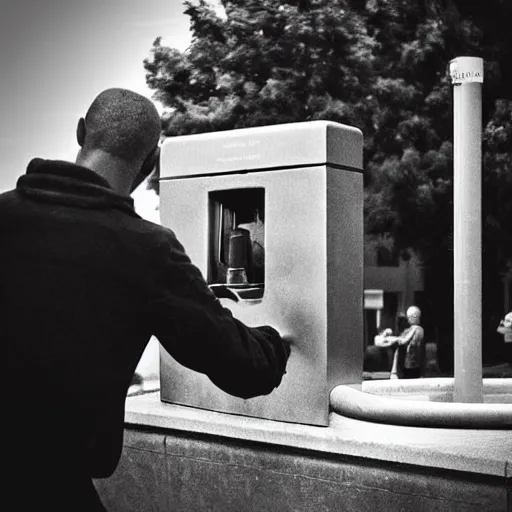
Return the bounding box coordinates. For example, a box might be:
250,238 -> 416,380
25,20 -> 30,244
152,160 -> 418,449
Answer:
95,428 -> 510,512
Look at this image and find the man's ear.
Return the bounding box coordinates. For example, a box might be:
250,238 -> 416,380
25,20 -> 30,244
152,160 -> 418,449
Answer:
76,118 -> 86,147
131,146 -> 160,193
141,146 -> 160,178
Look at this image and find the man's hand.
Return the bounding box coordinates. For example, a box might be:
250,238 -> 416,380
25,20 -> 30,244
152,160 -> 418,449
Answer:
375,334 -> 397,347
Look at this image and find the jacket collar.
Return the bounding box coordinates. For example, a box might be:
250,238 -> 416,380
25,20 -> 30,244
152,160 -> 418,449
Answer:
16,158 -> 140,217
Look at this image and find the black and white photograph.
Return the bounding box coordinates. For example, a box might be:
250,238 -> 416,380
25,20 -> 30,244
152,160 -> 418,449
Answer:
1,1 -> 511,510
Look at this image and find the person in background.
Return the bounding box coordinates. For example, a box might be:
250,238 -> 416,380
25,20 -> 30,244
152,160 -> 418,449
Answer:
392,306 -> 424,379
2,88 -> 290,511
377,306 -> 424,379
497,311 -> 512,364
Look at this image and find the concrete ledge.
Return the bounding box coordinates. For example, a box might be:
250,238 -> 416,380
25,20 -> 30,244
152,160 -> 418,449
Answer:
124,392 -> 511,477
96,427 -> 509,512
329,379 -> 512,429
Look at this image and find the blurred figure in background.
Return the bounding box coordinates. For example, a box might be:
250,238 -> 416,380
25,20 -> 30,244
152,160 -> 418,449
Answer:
497,311 -> 512,364
377,306 -> 424,379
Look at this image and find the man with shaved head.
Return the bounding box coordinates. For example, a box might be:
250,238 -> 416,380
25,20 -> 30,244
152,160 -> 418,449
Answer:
2,88 -> 290,511
76,88 -> 162,193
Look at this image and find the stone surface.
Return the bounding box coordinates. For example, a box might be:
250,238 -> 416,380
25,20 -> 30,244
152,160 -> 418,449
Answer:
94,392 -> 511,510
122,392 -> 511,477
96,427 -> 510,512
94,431 -> 168,512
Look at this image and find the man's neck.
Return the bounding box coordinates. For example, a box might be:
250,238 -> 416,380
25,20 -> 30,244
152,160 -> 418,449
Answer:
75,149 -> 133,195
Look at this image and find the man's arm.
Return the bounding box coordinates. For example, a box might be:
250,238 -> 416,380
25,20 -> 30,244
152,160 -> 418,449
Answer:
149,230 -> 291,399
395,326 -> 422,346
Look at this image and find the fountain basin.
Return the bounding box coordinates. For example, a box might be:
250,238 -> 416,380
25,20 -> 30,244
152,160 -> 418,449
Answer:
330,378 -> 512,429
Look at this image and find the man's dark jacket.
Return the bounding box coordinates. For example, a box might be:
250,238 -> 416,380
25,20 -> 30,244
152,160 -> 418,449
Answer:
2,159 -> 289,511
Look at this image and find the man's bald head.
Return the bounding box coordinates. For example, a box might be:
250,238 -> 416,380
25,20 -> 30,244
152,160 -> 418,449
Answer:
81,88 -> 161,164
406,306 -> 421,325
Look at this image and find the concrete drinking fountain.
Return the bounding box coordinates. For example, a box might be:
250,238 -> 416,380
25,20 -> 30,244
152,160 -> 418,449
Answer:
157,120 -> 363,427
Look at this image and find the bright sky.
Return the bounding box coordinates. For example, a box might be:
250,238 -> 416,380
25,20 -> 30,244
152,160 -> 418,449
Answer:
0,0 -> 192,199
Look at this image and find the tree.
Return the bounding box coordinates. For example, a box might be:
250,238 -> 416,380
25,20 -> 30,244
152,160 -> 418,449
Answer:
145,0 -> 377,135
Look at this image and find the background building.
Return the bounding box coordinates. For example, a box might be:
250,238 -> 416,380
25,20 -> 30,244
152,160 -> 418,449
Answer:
363,237 -> 424,348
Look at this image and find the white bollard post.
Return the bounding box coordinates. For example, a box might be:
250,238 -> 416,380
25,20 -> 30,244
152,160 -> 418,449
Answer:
450,56 -> 484,403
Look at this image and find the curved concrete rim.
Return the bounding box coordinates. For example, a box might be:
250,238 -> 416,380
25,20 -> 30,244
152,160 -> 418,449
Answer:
362,377 -> 511,395
330,380 -> 512,429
